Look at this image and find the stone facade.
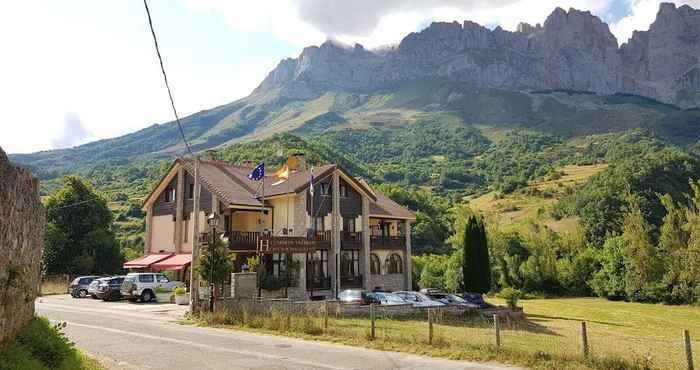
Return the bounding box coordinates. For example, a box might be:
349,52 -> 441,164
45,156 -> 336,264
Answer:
0,146 -> 45,344
368,273 -> 405,292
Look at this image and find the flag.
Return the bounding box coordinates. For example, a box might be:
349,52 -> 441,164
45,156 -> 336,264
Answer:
274,164 -> 289,179
309,166 -> 315,195
248,162 -> 265,181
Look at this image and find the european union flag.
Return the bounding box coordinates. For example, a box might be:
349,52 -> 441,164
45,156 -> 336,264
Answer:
248,162 -> 265,181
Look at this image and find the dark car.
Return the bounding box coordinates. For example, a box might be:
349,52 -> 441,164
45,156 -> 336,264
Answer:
460,293 -> 490,309
96,276 -> 126,301
424,291 -> 479,308
338,289 -> 380,305
69,276 -> 102,298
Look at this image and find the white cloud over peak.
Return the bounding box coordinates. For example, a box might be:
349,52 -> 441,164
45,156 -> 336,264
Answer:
610,0 -> 700,45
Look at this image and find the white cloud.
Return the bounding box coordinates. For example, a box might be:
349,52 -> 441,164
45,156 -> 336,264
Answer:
609,0 -> 700,45
51,113 -> 92,149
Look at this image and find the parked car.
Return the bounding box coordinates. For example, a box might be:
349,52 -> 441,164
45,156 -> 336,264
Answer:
460,293 -> 491,309
393,291 -> 445,308
69,276 -> 103,298
87,277 -> 110,299
96,276 -> 126,301
368,292 -> 409,306
423,291 -> 480,308
120,273 -> 185,303
338,289 -> 380,305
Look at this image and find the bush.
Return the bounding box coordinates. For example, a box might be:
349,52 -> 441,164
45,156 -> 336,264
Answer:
174,287 -> 187,295
498,287 -> 522,309
0,317 -> 95,370
154,286 -> 171,294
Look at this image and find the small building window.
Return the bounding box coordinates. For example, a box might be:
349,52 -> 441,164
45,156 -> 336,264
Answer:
339,184 -> 348,197
188,183 -> 194,199
307,250 -> 328,278
340,250 -> 359,277
165,188 -> 176,203
386,253 -> 403,274
313,216 -> 325,232
320,183 -> 330,195
343,217 -> 355,233
370,253 -> 381,275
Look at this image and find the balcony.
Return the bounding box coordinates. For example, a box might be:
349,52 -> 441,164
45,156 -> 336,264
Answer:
341,231 -> 362,249
306,275 -> 331,291
370,235 -> 406,250
225,231 -> 332,253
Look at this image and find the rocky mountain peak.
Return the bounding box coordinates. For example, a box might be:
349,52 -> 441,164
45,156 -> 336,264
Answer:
255,3 -> 700,108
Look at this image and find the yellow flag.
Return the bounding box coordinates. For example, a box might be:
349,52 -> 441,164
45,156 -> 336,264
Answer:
274,164 -> 289,179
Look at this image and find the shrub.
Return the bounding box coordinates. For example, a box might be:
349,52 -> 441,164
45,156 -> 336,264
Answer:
499,287 -> 522,309
0,317 -> 78,370
155,286 -> 171,294
174,287 -> 187,295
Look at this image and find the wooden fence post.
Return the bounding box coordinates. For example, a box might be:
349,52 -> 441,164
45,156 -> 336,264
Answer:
324,301 -> 329,331
686,330 -> 695,370
581,321 -> 589,358
493,314 -> 501,349
370,303 -> 376,340
286,301 -> 292,330
428,308 -> 434,345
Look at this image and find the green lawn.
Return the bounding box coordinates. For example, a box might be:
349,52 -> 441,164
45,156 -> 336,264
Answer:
188,297 -> 700,370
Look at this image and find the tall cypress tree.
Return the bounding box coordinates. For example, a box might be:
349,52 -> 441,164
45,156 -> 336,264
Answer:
463,215 -> 491,294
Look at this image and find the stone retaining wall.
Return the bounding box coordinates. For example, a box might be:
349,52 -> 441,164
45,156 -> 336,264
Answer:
0,146 -> 45,344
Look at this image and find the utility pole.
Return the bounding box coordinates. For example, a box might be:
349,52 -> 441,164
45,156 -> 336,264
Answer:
190,157 -> 201,313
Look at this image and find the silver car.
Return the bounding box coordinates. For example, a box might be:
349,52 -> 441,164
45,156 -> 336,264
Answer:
87,277 -> 110,299
393,291 -> 445,308
370,292 -> 410,306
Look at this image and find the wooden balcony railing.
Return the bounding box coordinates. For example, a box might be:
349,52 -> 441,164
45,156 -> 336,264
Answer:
341,231 -> 362,249
370,235 -> 406,250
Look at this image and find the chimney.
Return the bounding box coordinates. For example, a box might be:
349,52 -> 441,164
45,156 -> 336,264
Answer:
288,153 -> 306,171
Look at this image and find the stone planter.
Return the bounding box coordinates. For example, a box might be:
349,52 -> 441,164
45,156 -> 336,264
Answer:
175,293 -> 190,305
155,292 -> 172,303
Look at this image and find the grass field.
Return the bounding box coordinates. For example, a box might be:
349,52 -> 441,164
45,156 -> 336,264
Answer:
467,164 -> 607,233
189,297 -> 699,370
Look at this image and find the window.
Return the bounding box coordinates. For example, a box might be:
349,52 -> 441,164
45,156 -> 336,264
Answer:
313,217 -> 325,232
156,274 -> 170,283
370,253 -> 381,275
188,183 -> 194,199
320,183 -> 330,195
224,215 -> 231,233
184,216 -> 189,242
339,184 -> 348,197
138,274 -> 155,283
306,250 -> 328,278
165,188 -> 176,203
386,254 -> 403,274
343,217 -> 355,233
340,250 -> 359,277
266,253 -> 288,277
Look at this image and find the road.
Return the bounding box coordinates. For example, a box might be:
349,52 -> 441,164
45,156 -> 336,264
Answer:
36,295 -> 519,370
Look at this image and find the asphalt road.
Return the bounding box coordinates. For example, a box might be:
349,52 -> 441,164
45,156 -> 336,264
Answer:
36,295 -> 519,370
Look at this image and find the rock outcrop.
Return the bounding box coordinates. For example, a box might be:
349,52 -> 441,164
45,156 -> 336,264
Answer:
0,145 -> 45,344
255,3 -> 700,108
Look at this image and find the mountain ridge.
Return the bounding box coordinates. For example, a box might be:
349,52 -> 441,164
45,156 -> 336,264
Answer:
9,3 -> 700,179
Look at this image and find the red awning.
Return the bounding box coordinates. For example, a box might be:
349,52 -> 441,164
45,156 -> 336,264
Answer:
151,254 -> 192,271
123,253 -> 173,269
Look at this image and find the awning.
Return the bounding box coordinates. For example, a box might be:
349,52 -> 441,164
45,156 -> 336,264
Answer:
123,253 -> 173,269
151,254 -> 192,271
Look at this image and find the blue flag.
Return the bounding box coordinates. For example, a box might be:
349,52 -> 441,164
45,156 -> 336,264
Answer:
248,162 -> 265,181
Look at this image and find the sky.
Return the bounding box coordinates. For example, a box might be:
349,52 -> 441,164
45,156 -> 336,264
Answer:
1,0 -> 699,154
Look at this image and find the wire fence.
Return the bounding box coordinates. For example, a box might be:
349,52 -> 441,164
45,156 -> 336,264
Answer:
196,298 -> 697,370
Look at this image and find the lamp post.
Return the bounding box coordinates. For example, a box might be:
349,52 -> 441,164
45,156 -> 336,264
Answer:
207,212 -> 220,312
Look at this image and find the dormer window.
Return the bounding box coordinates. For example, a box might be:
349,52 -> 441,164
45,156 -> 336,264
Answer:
320,183 -> 330,196
165,188 -> 176,203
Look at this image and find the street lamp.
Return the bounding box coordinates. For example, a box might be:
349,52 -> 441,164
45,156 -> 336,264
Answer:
207,212 -> 220,312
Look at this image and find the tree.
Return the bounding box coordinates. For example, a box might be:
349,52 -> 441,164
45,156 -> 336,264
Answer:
43,176 -> 121,275
621,197 -> 664,300
197,232 -> 234,300
443,249 -> 463,293
419,255 -> 448,290
462,215 -> 491,294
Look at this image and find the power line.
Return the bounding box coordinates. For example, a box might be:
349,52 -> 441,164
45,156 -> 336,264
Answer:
142,0 -> 193,156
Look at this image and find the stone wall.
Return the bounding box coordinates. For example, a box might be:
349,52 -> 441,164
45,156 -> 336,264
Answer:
0,146 -> 45,344
368,273 -> 405,292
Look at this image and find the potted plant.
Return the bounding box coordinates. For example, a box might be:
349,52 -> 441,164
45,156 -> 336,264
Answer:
174,286 -> 189,305
155,286 -> 172,303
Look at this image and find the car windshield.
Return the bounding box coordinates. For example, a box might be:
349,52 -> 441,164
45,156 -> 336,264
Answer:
448,294 -> 467,303
381,293 -> 406,304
